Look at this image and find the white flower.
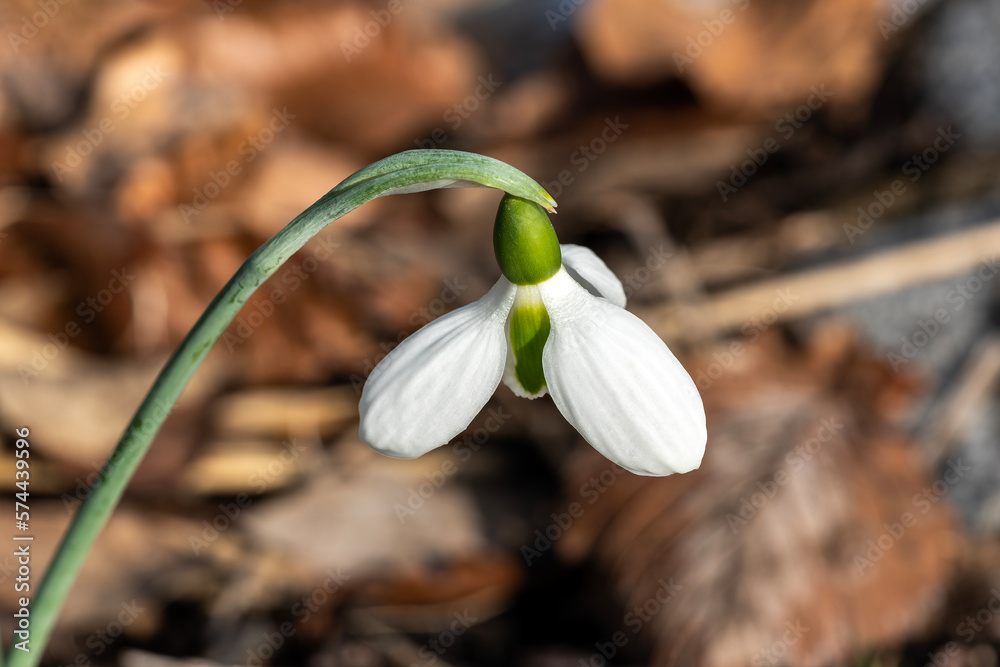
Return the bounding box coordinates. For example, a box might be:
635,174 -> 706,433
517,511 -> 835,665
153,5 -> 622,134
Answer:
358,196 -> 706,476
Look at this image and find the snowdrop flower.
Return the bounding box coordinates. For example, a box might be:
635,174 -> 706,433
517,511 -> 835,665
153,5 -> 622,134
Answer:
359,195 -> 706,476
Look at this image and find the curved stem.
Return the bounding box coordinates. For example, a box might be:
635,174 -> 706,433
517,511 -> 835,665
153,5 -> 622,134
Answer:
9,150 -> 554,665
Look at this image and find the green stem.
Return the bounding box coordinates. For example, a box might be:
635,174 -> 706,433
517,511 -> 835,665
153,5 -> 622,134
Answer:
9,150 -> 554,665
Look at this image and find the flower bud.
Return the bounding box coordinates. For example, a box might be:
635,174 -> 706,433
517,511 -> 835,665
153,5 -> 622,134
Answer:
493,194 -> 561,285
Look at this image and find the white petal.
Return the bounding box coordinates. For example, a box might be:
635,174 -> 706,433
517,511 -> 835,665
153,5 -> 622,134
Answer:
538,269 -> 706,476
560,244 -> 627,308
359,278 -> 516,458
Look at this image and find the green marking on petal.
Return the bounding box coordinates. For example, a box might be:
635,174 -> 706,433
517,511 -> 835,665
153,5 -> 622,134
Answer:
509,287 -> 551,396
494,194 -> 561,285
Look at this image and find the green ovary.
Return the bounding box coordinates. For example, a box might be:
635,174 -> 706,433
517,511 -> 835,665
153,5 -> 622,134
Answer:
493,194 -> 562,285
509,288 -> 551,396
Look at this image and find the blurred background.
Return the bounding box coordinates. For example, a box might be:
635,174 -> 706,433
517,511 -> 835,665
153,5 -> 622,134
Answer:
1,0 -> 1000,665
